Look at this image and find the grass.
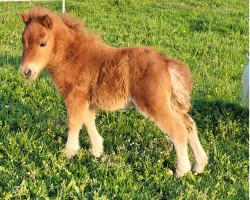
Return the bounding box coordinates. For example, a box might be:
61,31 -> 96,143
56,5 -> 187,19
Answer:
0,0 -> 248,199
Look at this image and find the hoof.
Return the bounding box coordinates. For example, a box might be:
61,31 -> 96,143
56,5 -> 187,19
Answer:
175,168 -> 191,177
63,145 -> 80,158
193,156 -> 208,174
91,145 -> 104,158
175,163 -> 191,177
90,136 -> 104,158
193,161 -> 208,174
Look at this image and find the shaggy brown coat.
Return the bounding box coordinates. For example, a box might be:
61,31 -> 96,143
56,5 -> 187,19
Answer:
19,7 -> 208,176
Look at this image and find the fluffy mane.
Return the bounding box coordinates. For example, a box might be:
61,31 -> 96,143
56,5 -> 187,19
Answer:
61,13 -> 85,31
28,7 -> 56,21
28,7 -> 100,42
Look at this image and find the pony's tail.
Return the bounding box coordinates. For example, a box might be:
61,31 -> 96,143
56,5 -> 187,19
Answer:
166,59 -> 193,113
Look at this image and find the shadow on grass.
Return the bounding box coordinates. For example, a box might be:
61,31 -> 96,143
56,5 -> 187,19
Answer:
191,98 -> 248,141
0,53 -> 21,69
192,98 -> 248,122
0,53 -> 64,137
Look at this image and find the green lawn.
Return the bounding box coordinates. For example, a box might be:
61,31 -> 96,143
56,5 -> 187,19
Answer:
0,0 -> 248,199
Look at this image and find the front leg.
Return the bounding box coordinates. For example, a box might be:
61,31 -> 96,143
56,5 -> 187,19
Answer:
64,128 -> 81,157
64,105 -> 85,158
64,93 -> 88,157
83,108 -> 104,158
64,95 -> 104,158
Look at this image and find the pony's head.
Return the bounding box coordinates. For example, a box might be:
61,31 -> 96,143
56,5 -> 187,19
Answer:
20,9 -> 55,80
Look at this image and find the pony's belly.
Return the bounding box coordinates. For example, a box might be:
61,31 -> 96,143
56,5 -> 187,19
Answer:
92,97 -> 131,111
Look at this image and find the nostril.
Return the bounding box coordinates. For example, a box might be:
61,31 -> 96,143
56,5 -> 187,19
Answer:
24,69 -> 32,77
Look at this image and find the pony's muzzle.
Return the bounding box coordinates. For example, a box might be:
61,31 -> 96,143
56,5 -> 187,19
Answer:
21,66 -> 36,80
24,68 -> 31,77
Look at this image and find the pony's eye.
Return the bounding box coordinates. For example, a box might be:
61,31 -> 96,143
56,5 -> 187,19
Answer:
39,41 -> 47,47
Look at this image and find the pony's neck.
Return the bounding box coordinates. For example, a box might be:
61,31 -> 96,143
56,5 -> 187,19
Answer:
48,19 -> 96,69
46,19 -> 97,90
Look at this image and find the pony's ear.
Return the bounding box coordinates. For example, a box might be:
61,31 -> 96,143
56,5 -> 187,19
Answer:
20,13 -> 30,25
37,14 -> 53,29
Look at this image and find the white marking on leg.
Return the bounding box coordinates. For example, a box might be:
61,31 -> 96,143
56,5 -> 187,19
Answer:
86,123 -> 104,158
83,108 -> 104,158
64,130 -> 80,157
186,117 -> 208,173
175,142 -> 191,177
188,134 -> 208,173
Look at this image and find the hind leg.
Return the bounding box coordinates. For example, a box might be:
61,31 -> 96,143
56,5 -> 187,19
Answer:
166,113 -> 192,176
133,97 -> 191,176
183,114 -> 208,173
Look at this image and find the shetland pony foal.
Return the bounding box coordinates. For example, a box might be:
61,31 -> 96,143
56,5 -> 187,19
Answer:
19,7 -> 208,176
